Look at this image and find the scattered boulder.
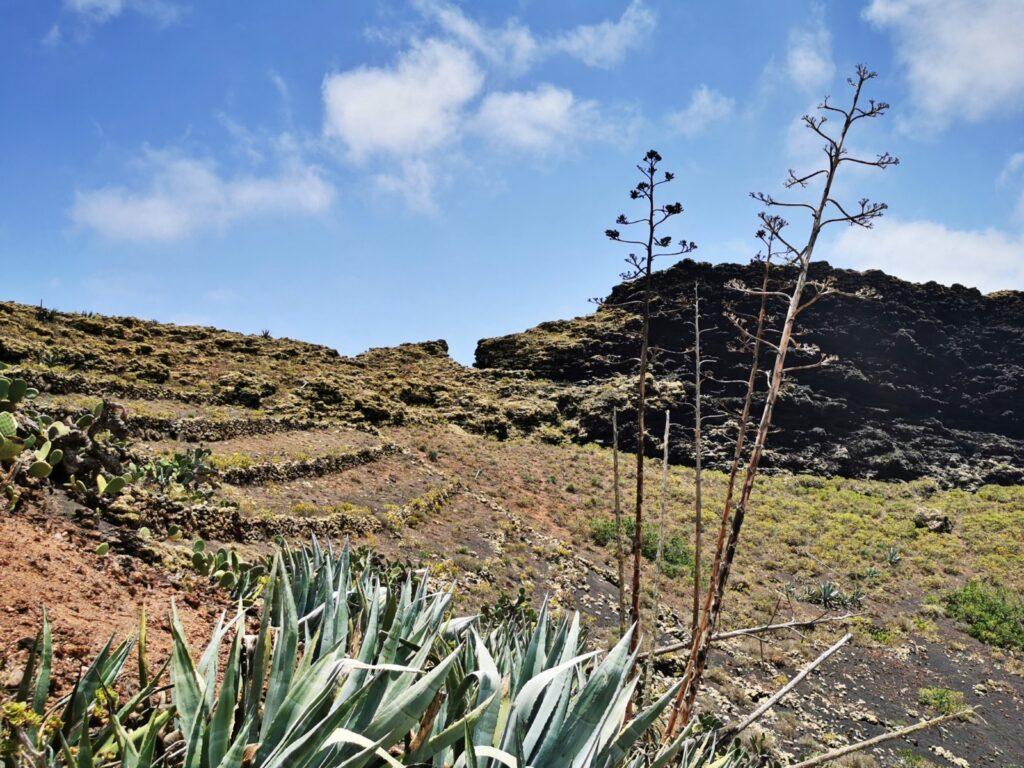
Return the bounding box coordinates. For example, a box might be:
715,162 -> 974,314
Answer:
915,507 -> 954,533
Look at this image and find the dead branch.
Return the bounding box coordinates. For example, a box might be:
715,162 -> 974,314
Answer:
785,710 -> 975,768
612,407 -> 627,636
641,613 -> 857,659
721,632 -> 852,738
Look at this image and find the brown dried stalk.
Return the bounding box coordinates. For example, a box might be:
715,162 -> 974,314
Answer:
667,65 -> 897,735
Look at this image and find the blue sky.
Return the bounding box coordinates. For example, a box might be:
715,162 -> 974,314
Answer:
3,0 -> 1024,363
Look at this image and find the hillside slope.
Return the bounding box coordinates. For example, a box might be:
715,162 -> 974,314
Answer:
476,260 -> 1024,487
1,290 -> 1023,765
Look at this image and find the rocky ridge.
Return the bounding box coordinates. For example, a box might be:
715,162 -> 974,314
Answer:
475,260 -> 1024,487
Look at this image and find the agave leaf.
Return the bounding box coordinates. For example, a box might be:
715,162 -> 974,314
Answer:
597,680 -> 682,767
255,650 -> 348,765
32,608 -> 52,715
58,732 -> 83,768
208,624 -> 243,767
260,556 -> 299,741
198,611 -> 237,711
137,605 -> 149,689
258,672 -> 355,768
513,601 -> 549,697
322,727 -> 404,768
522,613 -> 581,759
471,630 -> 502,748
181,679 -> 210,768
76,710 -> 95,768
212,715 -> 255,768
498,650 -> 599,757
415,686 -> 498,761
361,645 -> 462,748
531,627 -> 636,768
522,659 -> 574,761
243,575 -> 277,741
169,603 -> 204,736
61,636 -> 115,743
125,708 -> 167,768
646,728 -> 712,768
454,745 -> 527,768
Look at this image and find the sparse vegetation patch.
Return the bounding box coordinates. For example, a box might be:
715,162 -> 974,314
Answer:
945,580 -> 1024,651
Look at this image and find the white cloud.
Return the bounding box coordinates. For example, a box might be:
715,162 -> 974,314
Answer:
411,0 -> 654,71
999,151 -> 1024,220
786,6 -> 834,92
999,152 -> 1024,186
63,0 -> 181,25
71,148 -> 334,241
667,86 -> 734,137
832,218 -> 1024,293
48,0 -> 180,44
322,39 -> 484,161
864,0 -> 1024,127
552,0 -> 655,69
322,4 -> 649,211
373,159 -> 439,214
412,0 -> 539,74
474,84 -> 599,152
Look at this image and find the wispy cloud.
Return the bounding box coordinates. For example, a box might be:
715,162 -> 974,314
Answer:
410,0 -> 655,72
551,0 -> 655,69
785,5 -> 834,92
864,0 -> 1024,130
473,84 -> 602,152
321,2 -> 644,213
47,0 -> 182,44
372,159 -> 440,214
667,86 -> 734,137
999,151 -> 1024,220
71,142 -> 333,241
412,0 -> 539,74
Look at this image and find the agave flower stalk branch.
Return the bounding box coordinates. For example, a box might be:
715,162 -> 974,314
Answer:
605,150 -> 696,654
668,65 -> 897,735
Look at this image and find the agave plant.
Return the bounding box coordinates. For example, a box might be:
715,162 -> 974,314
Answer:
0,610 -> 167,768
169,539 -> 732,768
2,538 -> 748,767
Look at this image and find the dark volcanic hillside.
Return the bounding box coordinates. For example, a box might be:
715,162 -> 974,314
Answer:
476,260 -> 1024,487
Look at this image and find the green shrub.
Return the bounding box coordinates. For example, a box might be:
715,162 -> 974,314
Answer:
945,580 -> 1024,650
588,516 -> 692,577
917,686 -> 965,715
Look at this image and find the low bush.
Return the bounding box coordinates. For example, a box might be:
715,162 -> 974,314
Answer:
917,686 -> 966,715
589,515 -> 693,577
944,580 -> 1024,650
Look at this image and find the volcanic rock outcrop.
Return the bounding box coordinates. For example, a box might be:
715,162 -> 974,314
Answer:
476,260 -> 1024,487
